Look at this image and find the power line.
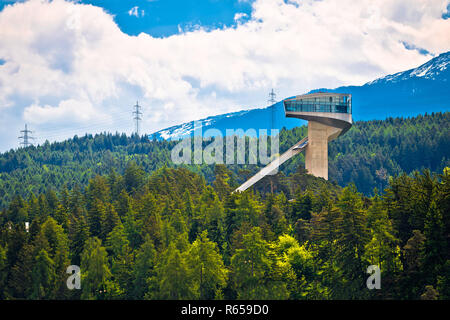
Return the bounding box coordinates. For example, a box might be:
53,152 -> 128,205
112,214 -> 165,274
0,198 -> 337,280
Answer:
30,109 -> 135,143
13,103 -> 147,149
39,114 -> 132,139
132,101 -> 142,136
19,124 -> 35,148
39,109 -> 132,132
268,88 -> 276,130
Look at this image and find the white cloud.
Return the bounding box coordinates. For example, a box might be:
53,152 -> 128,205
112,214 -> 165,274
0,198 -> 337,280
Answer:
128,6 -> 138,18
234,12 -> 248,23
128,6 -> 144,18
0,0 -> 449,151
24,99 -> 96,124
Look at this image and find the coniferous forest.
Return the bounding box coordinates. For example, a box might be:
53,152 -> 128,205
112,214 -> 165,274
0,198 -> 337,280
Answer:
0,112 -> 449,300
0,112 -> 448,205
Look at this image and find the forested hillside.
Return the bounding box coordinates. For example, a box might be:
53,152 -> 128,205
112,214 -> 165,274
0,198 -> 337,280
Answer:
0,112 -> 448,206
0,164 -> 448,299
0,112 -> 449,300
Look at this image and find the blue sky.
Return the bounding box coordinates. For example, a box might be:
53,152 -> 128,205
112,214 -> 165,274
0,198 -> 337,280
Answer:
88,0 -> 253,37
1,0 -> 254,37
0,0 -> 449,151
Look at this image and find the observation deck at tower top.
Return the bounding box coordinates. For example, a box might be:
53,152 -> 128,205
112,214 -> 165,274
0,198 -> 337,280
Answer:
283,92 -> 353,137
283,92 -> 352,114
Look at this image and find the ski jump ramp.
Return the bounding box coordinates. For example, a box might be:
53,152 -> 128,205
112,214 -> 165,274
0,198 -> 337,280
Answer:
235,92 -> 352,193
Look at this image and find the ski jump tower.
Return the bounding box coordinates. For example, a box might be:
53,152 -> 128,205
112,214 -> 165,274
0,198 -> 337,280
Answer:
235,92 -> 352,192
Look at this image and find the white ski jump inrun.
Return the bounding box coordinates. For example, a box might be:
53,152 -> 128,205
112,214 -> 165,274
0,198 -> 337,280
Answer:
234,136 -> 308,192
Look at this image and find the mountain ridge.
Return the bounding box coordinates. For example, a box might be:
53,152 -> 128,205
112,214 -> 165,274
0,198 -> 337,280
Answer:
152,51 -> 450,141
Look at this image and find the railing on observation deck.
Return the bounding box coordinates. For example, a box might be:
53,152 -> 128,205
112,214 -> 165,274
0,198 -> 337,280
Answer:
284,96 -> 352,114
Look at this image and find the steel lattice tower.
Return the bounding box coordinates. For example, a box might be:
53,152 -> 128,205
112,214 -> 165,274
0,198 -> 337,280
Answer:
19,124 -> 34,148
268,89 -> 276,130
133,101 -> 143,136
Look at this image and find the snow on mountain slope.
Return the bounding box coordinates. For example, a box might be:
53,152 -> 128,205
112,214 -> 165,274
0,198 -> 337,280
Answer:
154,109 -> 251,140
367,51 -> 449,85
152,52 -> 450,140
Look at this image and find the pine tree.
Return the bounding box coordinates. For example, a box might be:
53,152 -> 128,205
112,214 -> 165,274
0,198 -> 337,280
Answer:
7,195 -> 28,224
213,164 -> 233,201
155,243 -> 196,299
123,210 -> 142,249
402,230 -> 426,299
182,190 -> 194,220
85,175 -> 110,209
7,243 -> 34,299
38,217 -> 70,298
115,190 -> 132,218
230,227 -> 272,299
0,244 -> 7,299
124,161 -> 145,194
102,203 -> 120,240
420,285 -> 439,300
107,223 -> 133,298
437,168 -> 450,261
87,198 -> 106,239
363,193 -> 402,274
185,231 -> 228,299
332,185 -> 369,299
141,206 -> 162,249
132,235 -> 157,299
423,200 -> 446,281
31,249 -> 55,299
80,237 -> 111,300
436,260 -> 450,300
291,190 -> 313,221
262,194 -> 288,240
69,214 -> 90,266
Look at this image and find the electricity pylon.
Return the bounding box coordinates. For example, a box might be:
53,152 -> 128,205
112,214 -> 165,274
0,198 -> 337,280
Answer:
133,101 -> 142,136
19,124 -> 35,148
268,89 -> 276,130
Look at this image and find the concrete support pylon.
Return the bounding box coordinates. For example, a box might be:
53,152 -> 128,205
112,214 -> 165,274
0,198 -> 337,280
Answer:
305,120 -> 342,179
